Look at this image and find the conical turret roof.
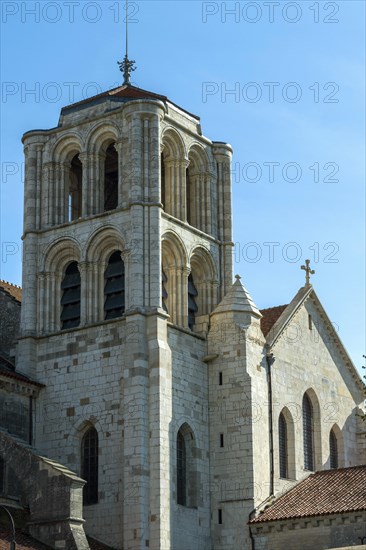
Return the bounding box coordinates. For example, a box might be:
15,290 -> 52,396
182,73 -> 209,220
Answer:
212,275 -> 262,318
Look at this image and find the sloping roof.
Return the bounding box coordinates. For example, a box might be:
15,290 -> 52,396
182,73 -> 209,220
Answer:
0,530 -> 115,550
250,466 -> 366,524
0,529 -> 51,549
61,84 -> 200,120
0,280 -> 22,302
212,275 -> 262,318
0,353 -> 44,388
260,305 -> 288,336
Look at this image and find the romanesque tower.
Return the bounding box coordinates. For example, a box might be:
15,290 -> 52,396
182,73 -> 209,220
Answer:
18,75 -> 234,548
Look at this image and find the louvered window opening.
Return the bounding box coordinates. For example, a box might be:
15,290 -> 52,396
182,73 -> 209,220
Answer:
188,274 -> 198,330
279,413 -> 288,479
329,430 -> 338,469
303,394 -> 314,471
61,262 -> 81,329
162,270 -> 168,313
104,252 -> 125,320
104,144 -> 118,212
82,427 -> 98,505
177,431 -> 186,506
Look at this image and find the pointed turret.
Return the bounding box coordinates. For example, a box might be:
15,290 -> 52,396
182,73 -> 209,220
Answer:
211,274 -> 262,319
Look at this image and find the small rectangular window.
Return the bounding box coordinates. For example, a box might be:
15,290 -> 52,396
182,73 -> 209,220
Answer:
218,509 -> 222,524
219,372 -> 223,385
220,433 -> 224,448
308,314 -> 312,330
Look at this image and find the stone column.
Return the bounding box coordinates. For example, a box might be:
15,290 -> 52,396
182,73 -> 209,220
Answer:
23,144 -> 38,232
114,140 -> 125,207
213,144 -> 234,296
79,152 -> 89,217
35,145 -> 43,230
79,261 -> 89,326
37,272 -> 45,335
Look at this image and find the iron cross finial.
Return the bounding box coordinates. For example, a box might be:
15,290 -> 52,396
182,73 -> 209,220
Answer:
301,259 -> 315,287
117,0 -> 137,85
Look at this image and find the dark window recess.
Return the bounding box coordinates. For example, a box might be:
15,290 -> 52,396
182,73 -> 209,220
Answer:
161,153 -> 166,208
61,262 -> 81,329
104,252 -> 125,320
69,154 -> 82,221
82,427 -> 98,506
188,273 -> 198,330
219,372 -> 223,385
303,394 -> 314,471
329,430 -> 338,469
177,430 -> 186,506
308,314 -> 313,330
218,509 -> 222,525
220,433 -> 224,448
104,144 -> 118,212
279,413 -> 288,479
162,270 -> 168,313
0,456 -> 4,494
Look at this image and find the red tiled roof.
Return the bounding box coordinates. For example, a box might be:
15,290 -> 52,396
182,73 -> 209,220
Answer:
250,466 -> 366,523
0,280 -> 22,302
260,305 -> 287,336
61,84 -> 200,120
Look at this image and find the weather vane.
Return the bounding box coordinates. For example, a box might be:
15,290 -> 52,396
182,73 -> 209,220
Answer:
117,0 -> 136,85
301,259 -> 315,287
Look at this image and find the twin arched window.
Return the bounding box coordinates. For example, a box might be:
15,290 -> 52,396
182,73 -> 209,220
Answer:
65,143 -> 119,226
60,252 -> 125,330
81,426 -> 98,505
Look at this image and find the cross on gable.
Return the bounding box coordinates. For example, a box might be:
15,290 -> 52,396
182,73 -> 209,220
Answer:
301,259 -> 315,286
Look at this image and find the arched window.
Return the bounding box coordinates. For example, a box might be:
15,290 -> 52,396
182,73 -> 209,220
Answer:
303,394 -> 314,471
177,430 -> 186,506
104,252 -> 125,320
188,273 -> 198,330
81,427 -> 98,506
279,413 -> 288,479
61,262 -> 81,329
162,269 -> 168,313
329,429 -> 338,469
68,154 -> 82,221
104,144 -> 118,212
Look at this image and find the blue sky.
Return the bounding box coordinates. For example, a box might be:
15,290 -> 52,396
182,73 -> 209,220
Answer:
0,1 -> 365,375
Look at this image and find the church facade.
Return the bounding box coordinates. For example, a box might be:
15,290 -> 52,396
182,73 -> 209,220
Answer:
1,83 -> 365,550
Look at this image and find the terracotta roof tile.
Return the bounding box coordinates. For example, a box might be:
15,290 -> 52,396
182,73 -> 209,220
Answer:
260,305 -> 287,336
250,466 -> 366,523
0,280 -> 22,302
61,84 -> 200,120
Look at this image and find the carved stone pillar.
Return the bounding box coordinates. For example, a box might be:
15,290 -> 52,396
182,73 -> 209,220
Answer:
79,152 -> 89,217
114,140 -> 125,207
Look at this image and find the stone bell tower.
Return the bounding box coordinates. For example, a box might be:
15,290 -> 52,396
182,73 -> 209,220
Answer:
18,77 -> 234,549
